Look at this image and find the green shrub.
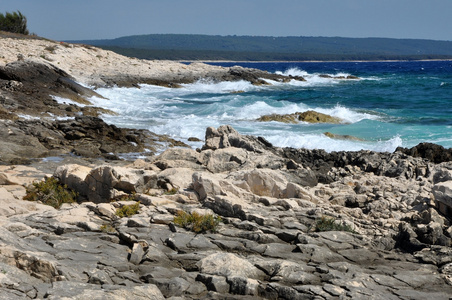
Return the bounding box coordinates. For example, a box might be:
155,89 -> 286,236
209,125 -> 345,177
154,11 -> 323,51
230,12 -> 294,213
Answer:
100,224 -> 116,233
24,177 -> 78,209
44,45 -> 57,53
313,216 -> 355,233
163,188 -> 178,195
115,202 -> 140,218
173,211 -> 221,233
0,11 -> 29,35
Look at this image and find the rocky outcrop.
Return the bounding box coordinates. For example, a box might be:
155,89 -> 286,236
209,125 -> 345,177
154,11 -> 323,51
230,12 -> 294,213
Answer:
3,36 -> 450,298
101,65 -> 307,88
257,110 -> 345,124
0,60 -> 196,163
1,125 -> 452,299
397,142 -> 452,164
0,61 -> 104,118
0,116 -> 189,164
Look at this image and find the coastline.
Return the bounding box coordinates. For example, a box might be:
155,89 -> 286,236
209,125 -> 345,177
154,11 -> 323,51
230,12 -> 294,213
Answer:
181,58 -> 452,63
1,35 -> 452,299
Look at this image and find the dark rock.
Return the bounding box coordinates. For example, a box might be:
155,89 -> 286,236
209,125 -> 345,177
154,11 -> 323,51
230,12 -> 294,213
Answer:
0,61 -> 102,117
145,277 -> 191,297
397,142 -> 452,163
196,274 -> 230,293
395,222 -> 428,252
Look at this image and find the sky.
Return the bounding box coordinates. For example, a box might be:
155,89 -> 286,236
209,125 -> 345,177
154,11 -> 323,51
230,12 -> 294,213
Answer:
1,0 -> 451,41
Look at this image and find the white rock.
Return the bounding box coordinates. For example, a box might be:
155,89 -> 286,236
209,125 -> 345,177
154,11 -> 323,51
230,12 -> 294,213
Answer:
432,180 -> 452,216
197,252 -> 262,278
232,169 -> 287,198
54,164 -> 91,196
157,167 -> 194,190
192,172 -> 226,200
84,165 -> 156,202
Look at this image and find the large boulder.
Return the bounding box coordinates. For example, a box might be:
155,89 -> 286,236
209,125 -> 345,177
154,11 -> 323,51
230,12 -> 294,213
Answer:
0,121 -> 50,164
197,252 -> 264,279
152,148 -> 205,170
192,172 -> 227,201
84,165 -> 157,202
432,181 -> 452,217
54,164 -> 91,196
202,125 -> 272,153
229,169 -> 288,198
157,167 -> 195,191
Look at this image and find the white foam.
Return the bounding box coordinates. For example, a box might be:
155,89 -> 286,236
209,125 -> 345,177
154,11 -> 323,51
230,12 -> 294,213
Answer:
235,101 -> 310,120
275,67 -> 360,87
266,132 -> 403,153
372,135 -> 403,152
52,96 -> 87,106
180,79 -> 256,93
314,104 -> 379,123
89,74 -> 395,153
276,67 -> 309,77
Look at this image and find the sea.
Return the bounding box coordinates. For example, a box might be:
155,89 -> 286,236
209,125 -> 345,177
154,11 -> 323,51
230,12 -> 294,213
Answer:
89,60 -> 452,154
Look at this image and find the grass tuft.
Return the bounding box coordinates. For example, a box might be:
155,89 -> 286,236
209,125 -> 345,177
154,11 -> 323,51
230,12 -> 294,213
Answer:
115,202 -> 140,218
314,216 -> 355,233
100,224 -> 116,233
163,188 -> 178,195
173,211 -> 221,233
23,177 -> 77,209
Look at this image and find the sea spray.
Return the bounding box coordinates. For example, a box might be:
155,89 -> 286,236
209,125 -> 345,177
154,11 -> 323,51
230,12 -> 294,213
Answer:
91,61 -> 452,152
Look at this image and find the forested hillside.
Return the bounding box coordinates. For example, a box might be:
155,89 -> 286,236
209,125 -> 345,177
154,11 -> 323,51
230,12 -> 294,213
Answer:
69,34 -> 452,61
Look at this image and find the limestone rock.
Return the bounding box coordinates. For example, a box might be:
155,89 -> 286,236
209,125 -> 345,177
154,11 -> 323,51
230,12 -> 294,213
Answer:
84,165 -> 156,202
433,181 -> 452,217
257,110 -> 345,124
197,252 -> 263,279
230,168 -> 288,198
192,172 -> 226,200
203,125 -> 271,153
0,246 -> 59,283
53,164 -> 91,196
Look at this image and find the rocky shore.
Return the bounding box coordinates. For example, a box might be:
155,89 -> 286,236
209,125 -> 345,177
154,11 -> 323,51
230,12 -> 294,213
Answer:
1,34 -> 452,299
1,126 -> 452,299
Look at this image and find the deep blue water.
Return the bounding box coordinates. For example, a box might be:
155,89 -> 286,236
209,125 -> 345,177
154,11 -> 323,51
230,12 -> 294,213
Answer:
92,60 -> 452,153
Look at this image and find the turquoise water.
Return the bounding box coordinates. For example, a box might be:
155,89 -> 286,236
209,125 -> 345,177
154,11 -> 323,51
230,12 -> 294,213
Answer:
91,60 -> 452,152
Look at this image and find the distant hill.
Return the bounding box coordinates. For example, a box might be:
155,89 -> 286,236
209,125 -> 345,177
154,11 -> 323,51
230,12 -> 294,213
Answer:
68,34 -> 452,61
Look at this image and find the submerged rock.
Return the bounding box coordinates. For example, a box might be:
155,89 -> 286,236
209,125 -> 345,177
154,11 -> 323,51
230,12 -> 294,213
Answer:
324,131 -> 364,141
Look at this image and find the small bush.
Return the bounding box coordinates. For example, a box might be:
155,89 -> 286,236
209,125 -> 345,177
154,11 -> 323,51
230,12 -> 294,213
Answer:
115,202 -> 140,218
100,224 -> 116,233
44,45 -> 57,53
116,192 -> 136,202
24,177 -> 77,209
313,216 -> 355,233
164,188 -> 178,195
173,211 -> 222,233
